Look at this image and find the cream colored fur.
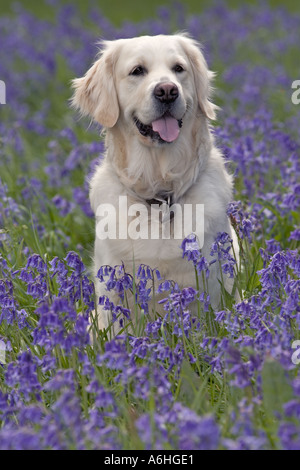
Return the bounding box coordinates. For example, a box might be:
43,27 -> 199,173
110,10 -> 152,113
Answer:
71,34 -> 238,333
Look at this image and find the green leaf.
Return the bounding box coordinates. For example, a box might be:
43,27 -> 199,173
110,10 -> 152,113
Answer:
176,359 -> 210,413
261,358 -> 293,429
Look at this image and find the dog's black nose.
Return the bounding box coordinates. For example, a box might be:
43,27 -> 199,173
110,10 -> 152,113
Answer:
154,82 -> 179,103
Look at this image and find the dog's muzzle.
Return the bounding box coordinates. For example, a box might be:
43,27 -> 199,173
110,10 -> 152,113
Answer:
134,113 -> 183,143
134,81 -> 184,143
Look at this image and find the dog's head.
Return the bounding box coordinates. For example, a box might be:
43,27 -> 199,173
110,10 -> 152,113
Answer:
71,34 -> 216,146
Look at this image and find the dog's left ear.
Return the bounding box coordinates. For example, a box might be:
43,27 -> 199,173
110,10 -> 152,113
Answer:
71,41 -> 120,128
179,35 -> 217,120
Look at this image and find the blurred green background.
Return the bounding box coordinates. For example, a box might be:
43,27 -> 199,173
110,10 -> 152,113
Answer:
1,0 -> 300,24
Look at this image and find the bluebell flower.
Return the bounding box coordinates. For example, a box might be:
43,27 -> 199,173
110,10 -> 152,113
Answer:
65,251 -> 85,274
181,234 -> 201,263
44,369 -> 75,392
278,423 -> 300,450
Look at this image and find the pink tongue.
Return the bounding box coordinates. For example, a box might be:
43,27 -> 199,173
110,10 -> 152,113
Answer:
152,115 -> 180,142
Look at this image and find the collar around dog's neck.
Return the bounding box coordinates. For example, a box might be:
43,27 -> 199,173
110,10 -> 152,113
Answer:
145,192 -> 175,222
145,192 -> 174,207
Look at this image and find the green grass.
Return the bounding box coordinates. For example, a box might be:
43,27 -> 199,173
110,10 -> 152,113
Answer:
2,0 -> 300,24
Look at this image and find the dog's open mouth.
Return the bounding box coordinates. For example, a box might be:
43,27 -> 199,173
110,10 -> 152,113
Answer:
134,113 -> 183,143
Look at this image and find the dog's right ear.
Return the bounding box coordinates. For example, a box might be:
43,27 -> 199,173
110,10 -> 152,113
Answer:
71,42 -> 120,128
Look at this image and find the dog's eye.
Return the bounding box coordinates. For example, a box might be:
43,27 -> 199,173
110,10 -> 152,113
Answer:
130,66 -> 146,76
173,64 -> 185,73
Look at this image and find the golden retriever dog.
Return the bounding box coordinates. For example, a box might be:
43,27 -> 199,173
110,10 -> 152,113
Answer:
71,33 -> 238,333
